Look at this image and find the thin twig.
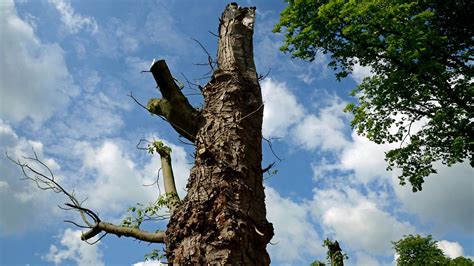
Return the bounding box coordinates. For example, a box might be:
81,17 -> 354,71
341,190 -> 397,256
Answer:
263,137 -> 283,162
7,151 -> 97,227
208,30 -> 219,38
180,72 -> 202,93
64,220 -> 91,229
191,38 -> 215,72
400,119 -> 415,148
262,162 -> 275,174
258,68 -> 271,81
85,233 -> 108,245
136,139 -> 152,150
128,92 -> 149,111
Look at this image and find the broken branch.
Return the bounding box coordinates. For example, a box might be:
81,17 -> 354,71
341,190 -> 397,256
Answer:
147,60 -> 199,142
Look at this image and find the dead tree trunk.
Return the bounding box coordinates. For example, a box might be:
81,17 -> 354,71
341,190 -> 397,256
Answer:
164,3 -> 274,264
10,2 -> 274,264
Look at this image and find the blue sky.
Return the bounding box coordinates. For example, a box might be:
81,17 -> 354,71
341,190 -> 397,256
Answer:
0,0 -> 473,265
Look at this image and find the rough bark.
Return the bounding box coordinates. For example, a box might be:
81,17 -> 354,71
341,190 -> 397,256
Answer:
164,3 -> 274,265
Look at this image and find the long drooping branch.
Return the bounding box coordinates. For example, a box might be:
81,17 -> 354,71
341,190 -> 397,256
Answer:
147,60 -> 199,142
7,151 -> 166,244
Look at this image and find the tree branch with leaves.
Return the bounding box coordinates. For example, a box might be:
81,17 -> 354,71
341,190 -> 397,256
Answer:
275,0 -> 473,192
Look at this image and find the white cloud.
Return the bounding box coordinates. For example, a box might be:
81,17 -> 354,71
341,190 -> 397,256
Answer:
393,162 -> 474,233
310,187 -> 415,256
0,0 -> 79,125
437,240 -> 464,259
0,181 -> 8,189
95,2 -> 188,59
253,14 -> 329,83
143,4 -> 187,53
76,69 -> 101,93
253,18 -> 285,72
351,61 -> 374,84
266,187 -> 324,265
126,56 -> 152,75
292,98 -> 350,152
95,17 -> 140,58
261,78 -> 304,138
51,91 -> 126,140
48,0 -> 98,34
262,79 -> 351,153
69,137 -> 191,219
353,252 -> 380,266
133,261 -> 166,266
339,132 -> 397,184
72,140 -> 158,215
43,229 -> 104,266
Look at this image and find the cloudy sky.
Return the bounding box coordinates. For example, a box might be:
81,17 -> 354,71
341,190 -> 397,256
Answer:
0,0 -> 472,265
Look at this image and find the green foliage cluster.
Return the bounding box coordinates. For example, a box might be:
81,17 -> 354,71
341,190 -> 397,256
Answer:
121,192 -> 178,229
144,248 -> 165,261
310,239 -> 347,266
323,238 -> 347,266
393,234 -> 474,266
120,140 -> 176,262
147,140 -> 172,156
275,0 -> 473,191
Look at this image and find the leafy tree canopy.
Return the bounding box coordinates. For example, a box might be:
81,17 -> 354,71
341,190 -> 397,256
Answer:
274,0 -> 473,191
393,234 -> 474,266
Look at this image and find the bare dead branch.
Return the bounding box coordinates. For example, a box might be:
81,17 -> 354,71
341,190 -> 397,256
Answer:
64,203 -> 100,223
7,151 -> 167,244
7,151 -> 96,227
64,220 -> 90,229
180,72 -> 202,92
191,38 -> 216,71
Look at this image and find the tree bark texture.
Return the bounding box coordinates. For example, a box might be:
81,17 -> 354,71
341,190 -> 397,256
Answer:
165,3 -> 274,264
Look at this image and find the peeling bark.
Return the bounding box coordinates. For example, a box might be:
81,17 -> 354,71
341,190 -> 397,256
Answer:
165,3 -> 273,264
